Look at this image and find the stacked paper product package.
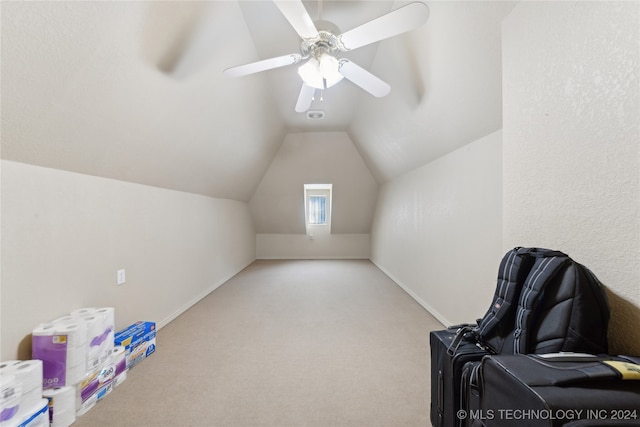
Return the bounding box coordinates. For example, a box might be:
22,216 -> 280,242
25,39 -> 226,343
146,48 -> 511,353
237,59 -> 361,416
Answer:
114,321 -> 156,369
0,360 -> 48,427
29,307 -> 127,426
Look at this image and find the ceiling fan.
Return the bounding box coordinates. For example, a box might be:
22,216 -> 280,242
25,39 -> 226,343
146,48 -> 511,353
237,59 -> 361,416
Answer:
223,1 -> 430,113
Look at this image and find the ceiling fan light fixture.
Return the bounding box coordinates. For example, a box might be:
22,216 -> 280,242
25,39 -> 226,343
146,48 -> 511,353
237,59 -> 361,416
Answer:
298,54 -> 343,90
319,54 -> 339,79
298,58 -> 323,89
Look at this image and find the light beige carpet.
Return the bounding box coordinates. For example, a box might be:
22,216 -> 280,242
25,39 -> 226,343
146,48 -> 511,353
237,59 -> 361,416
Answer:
73,259 -> 444,427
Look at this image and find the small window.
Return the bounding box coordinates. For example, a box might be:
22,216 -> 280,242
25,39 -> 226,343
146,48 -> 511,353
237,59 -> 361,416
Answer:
308,196 -> 327,225
304,184 -> 332,234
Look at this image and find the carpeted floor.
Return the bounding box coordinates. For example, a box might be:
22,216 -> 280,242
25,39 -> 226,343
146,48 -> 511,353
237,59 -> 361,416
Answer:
73,259 -> 444,427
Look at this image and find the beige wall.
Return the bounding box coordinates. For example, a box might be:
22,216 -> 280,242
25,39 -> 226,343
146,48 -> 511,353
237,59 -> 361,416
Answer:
249,132 -> 378,235
370,131 -> 503,326
502,2 -> 640,354
256,234 -> 369,259
251,131 -> 377,259
1,160 -> 255,360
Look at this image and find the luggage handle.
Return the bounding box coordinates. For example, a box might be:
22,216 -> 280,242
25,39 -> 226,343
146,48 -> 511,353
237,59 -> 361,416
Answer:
447,325 -> 486,356
530,353 -> 605,363
447,323 -> 477,331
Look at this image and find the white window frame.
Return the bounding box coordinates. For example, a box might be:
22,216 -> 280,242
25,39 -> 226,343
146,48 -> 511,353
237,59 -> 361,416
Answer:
304,184 -> 332,236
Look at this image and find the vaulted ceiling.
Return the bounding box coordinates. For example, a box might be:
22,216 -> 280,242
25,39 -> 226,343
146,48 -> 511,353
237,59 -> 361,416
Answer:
1,1 -> 515,201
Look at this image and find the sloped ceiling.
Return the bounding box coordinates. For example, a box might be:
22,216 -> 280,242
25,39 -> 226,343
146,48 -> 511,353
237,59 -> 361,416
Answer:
1,1 -> 514,201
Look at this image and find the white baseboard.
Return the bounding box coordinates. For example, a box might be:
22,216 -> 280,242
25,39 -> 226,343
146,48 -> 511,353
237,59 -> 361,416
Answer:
256,256 -> 369,260
156,259 -> 254,330
370,259 -> 450,328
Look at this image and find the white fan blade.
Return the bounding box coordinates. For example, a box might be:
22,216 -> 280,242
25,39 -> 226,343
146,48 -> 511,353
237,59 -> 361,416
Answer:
338,2 -> 429,51
338,60 -> 391,97
273,0 -> 319,40
223,54 -> 303,77
295,84 -> 316,112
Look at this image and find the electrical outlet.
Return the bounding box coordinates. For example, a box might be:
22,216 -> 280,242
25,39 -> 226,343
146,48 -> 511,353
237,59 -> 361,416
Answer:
117,269 -> 126,285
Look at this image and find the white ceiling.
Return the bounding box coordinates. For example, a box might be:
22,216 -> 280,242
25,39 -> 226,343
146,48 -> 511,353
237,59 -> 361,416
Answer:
1,1 -> 515,201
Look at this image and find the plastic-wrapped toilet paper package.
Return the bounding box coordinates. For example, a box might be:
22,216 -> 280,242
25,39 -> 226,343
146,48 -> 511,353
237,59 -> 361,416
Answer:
96,308 -> 115,329
73,308 -> 114,373
0,374 -> 20,424
0,361 -> 22,424
75,362 -> 116,417
32,323 -> 64,387
14,361 -> 43,417
111,346 -> 127,388
112,346 -> 126,377
54,323 -> 87,379
2,398 -> 49,427
80,315 -> 103,372
93,308 -> 115,366
53,323 -> 87,350
14,361 -> 44,394
32,307 -> 115,388
112,370 -> 127,389
32,323 -> 86,387
43,387 -> 76,427
0,360 -> 44,427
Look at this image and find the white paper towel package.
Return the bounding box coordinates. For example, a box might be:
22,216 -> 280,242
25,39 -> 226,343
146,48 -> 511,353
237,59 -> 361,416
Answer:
32,307 -> 115,388
0,360 -> 45,427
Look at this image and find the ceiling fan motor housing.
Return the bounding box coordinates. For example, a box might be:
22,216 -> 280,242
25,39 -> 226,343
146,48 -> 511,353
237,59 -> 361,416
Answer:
300,30 -> 341,60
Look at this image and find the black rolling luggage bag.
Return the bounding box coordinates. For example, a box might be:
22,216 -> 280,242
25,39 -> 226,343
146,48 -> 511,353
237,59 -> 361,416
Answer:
472,354 -> 640,427
430,329 -> 490,427
431,247 -> 611,427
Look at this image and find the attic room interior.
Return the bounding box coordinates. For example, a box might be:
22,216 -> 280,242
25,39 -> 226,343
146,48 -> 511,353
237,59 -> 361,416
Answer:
1,0 -> 639,426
